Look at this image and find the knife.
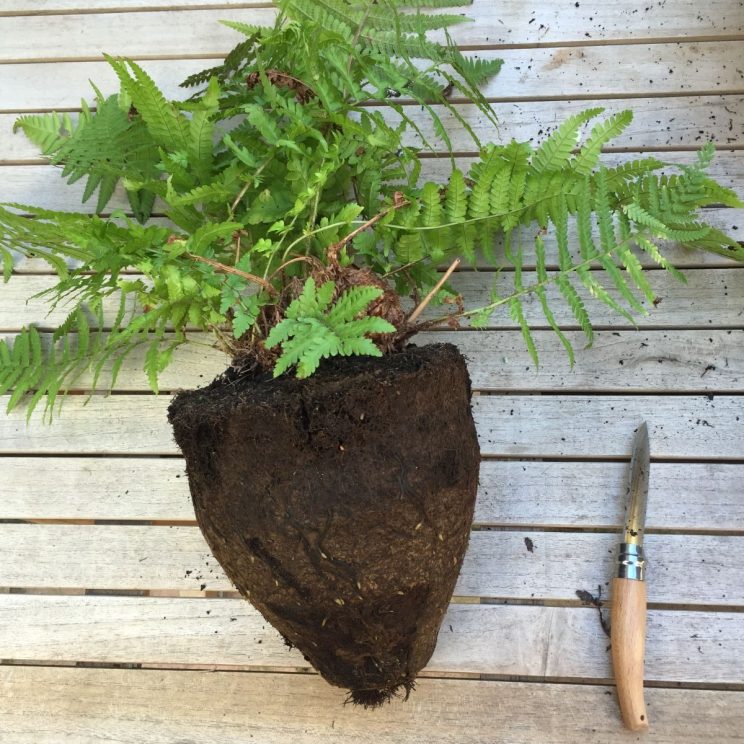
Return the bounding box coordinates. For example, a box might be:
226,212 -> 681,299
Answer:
612,421 -> 650,731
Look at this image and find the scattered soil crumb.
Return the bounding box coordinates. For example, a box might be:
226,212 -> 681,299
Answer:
576,585 -> 611,638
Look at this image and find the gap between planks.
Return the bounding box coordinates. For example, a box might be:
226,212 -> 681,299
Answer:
3,519 -> 744,537
5,96 -> 744,116
3,35 -> 744,58
3,586 -> 744,613
1,660 -> 743,691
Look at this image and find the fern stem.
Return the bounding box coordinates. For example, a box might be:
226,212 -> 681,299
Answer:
426,230 -> 651,326
229,158 -> 271,217
268,255 -> 323,281
407,257 -> 460,324
386,192 -> 560,233
326,193 -> 409,264
188,253 -> 278,295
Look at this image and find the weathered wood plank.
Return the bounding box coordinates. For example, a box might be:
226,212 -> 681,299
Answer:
1,393 -> 742,458
1,525 -> 741,604
3,667 -> 743,743
393,96 -> 744,151
37,329 -> 744,392
2,147 -> 742,214
7,206 -> 743,274
2,328 -> 743,395
1,596 -> 742,683
3,268 -> 744,332
4,95 -> 743,165
3,42 -> 743,119
0,0 -> 269,10
2,2 -> 744,62
5,456 -> 744,531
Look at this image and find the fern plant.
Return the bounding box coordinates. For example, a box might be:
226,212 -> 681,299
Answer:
2,0 -> 743,418
265,279 -> 396,378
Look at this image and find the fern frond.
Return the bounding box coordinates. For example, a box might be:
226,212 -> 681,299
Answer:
326,285 -> 384,323
534,235 -> 574,365
106,56 -> 190,152
531,108 -> 604,175
266,278 -> 395,378
453,56 -> 504,86
573,110 -> 633,176
0,306 -> 108,420
13,112 -> 74,154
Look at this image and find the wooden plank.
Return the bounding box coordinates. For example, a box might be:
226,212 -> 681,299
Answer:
5,457 -> 744,531
1,327 -> 743,399
2,596 -> 742,683
3,268 -> 744,332
2,144 -> 742,221
1,524 -> 742,604
0,0 -> 269,10
4,95 -> 743,163
2,668 -> 743,744
1,392 -> 743,458
2,3 -> 744,62
475,460 -> 744,531
7,205 -> 743,273
3,327 -> 743,395
3,42 -> 744,117
391,96 -> 744,151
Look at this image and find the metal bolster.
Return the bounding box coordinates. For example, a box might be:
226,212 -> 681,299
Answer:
616,542 -> 646,581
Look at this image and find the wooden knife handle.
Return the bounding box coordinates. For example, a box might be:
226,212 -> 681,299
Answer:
611,577 -> 649,731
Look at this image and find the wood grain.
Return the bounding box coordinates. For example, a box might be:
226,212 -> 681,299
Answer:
2,42 -> 743,118
611,578 -> 649,730
1,392 -> 742,458
0,0 -> 742,735
2,3 -> 744,63
3,268 -> 744,331
2,667 -> 743,743
1,328 -> 740,394
5,456 -> 744,530
1,525 -> 742,605
1,596 -> 742,684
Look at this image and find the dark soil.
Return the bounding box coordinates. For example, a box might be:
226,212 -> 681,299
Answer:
168,343 -> 480,705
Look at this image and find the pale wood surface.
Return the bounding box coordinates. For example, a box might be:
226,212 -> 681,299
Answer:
3,525 -> 742,606
5,457 -> 744,528
2,596 -> 743,684
1,0 -> 743,741
2,667 -> 744,744
2,329 -> 744,395
3,42 -> 744,117
3,268 -> 744,330
2,2 -> 744,63
2,393 -> 742,458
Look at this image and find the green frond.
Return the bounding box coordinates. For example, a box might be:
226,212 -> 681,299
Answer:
453,56 -> 504,86
266,278 -> 395,378
531,108 -> 604,175
13,111 -> 74,154
534,236 -> 574,365
106,56 -> 190,152
326,285 -> 384,323
444,169 -> 466,220
0,306 -> 107,420
573,110 -> 633,176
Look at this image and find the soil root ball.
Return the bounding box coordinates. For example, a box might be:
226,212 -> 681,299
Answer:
168,343 -> 481,705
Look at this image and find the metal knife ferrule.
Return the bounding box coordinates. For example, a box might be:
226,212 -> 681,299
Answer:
616,542 -> 646,581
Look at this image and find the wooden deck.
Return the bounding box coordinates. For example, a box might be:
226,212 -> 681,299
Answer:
1,1 -> 743,741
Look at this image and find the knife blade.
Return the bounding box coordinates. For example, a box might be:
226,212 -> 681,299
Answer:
623,421 -> 650,551
611,422 -> 650,731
